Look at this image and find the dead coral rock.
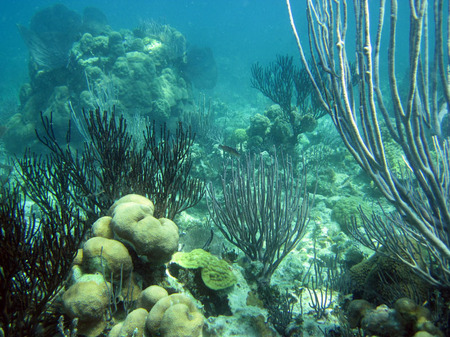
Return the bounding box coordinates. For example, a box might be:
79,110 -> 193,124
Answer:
346,299 -> 374,329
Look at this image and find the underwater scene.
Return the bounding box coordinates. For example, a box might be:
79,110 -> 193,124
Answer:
0,0 -> 449,336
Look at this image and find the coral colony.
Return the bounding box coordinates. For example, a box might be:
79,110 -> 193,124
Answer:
1,1 -> 449,336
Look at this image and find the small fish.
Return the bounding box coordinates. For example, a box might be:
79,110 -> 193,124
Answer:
218,144 -> 241,158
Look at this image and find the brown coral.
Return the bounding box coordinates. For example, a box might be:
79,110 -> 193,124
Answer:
145,293 -> 204,337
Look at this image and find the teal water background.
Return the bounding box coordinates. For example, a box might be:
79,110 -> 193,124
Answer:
0,0 -> 308,114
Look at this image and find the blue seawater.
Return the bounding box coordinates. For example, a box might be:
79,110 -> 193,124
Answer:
0,0 -> 305,112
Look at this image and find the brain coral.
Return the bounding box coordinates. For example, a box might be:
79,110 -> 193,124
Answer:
62,280 -> 110,336
108,308 -> 148,337
137,285 -> 169,311
91,216 -> 113,238
82,236 -> 133,279
349,249 -> 432,304
109,194 -> 179,265
145,293 -> 204,337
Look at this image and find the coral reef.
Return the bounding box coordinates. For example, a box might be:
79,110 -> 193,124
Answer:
58,194 -> 205,336
346,298 -> 443,337
349,249 -> 433,305
3,3 -> 450,336
6,10 -> 192,154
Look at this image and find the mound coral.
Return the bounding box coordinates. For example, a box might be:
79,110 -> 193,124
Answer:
145,293 -> 205,337
346,298 -> 443,337
109,194 -> 179,265
59,194 -> 192,336
349,249 -> 432,305
137,285 -> 169,311
108,308 -> 148,337
91,215 -> 114,238
82,236 -> 133,279
62,280 -> 110,336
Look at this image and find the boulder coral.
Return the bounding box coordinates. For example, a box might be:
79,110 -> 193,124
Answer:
349,248 -> 432,304
108,308 -> 148,337
62,280 -> 110,336
145,293 -> 204,337
60,195 -> 202,336
82,236 -> 133,280
137,285 -> 169,312
346,298 -> 444,337
108,193 -> 155,214
91,215 -> 114,239
109,194 -> 179,265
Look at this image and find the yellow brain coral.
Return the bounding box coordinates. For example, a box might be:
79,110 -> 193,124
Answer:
109,194 -> 179,265
145,293 -> 204,337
